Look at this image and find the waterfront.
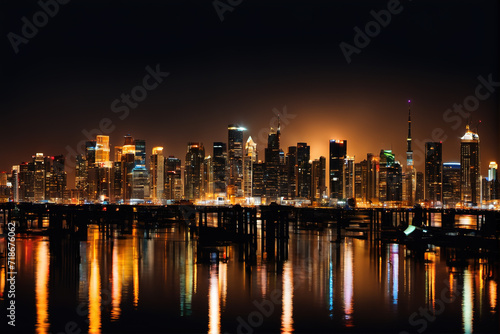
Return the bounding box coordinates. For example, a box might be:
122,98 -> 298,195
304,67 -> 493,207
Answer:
1,218 -> 498,334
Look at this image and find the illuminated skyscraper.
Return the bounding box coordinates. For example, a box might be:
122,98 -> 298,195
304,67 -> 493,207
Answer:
443,163 -> 460,207
131,139 -> 149,200
184,142 -> 205,201
296,142 -> 311,198
213,142 -> 227,195
354,160 -> 367,202
243,137 -> 257,198
366,153 -> 379,203
329,140 -> 347,199
264,124 -> 281,200
460,125 -> 480,206
203,156 -> 213,200
488,162 -> 498,200
403,100 -> 416,205
165,156 -> 182,201
343,156 -> 355,200
150,147 -> 165,202
85,140 -> 96,166
95,135 -> 110,165
121,135 -> 136,203
425,142 -> 443,204
312,156 -> 326,202
227,125 -> 245,199
286,146 -> 297,199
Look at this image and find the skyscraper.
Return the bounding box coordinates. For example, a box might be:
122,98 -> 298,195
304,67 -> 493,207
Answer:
425,142 -> 443,204
184,142 -> 205,201
460,125 -> 480,206
227,125 -> 245,200
488,162 -> 498,200
443,163 -> 461,208
343,156 -> 355,200
366,153 -> 379,204
243,137 -> 257,198
131,139 -> 149,200
95,135 -> 110,166
312,156 -> 326,202
403,100 -> 416,206
213,142 -> 227,195
296,142 -> 311,199
354,160 -> 367,203
165,156 -> 182,201
329,140 -> 347,199
264,124 -> 281,200
150,147 -> 165,202
286,146 -> 297,199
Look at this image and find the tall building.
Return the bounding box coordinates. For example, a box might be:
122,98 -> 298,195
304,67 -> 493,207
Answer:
366,153 -> 379,203
296,142 -> 311,199
460,125 -> 481,206
415,171 -> 424,203
354,160 -> 368,202
443,163 -> 461,207
329,140 -> 347,199
312,156 -> 326,202
286,146 -> 297,199
264,124 -> 281,200
378,150 -> 394,202
425,142 -> 443,204
203,156 -> 213,200
487,161 -> 498,201
243,137 -> 257,198
184,142 -> 205,201
121,135 -> 136,203
252,162 -> 265,198
132,139 -> 149,200
403,100 -> 416,205
150,147 -> 165,202
227,125 -> 245,199
11,166 -> 19,202
343,156 -> 355,200
85,140 -> 96,166
95,135 -> 110,165
213,142 -> 227,195
165,156 -> 182,201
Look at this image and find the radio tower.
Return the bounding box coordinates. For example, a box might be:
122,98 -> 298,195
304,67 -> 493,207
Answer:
406,100 -> 413,167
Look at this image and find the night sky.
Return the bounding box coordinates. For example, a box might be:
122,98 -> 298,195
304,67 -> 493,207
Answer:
1,0 -> 498,187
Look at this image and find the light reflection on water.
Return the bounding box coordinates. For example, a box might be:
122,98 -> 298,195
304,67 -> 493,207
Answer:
1,223 -> 498,334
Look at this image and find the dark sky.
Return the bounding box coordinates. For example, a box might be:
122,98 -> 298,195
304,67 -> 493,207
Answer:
1,0 -> 499,187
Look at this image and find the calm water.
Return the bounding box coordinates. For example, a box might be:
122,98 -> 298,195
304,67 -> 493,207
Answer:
1,221 -> 498,334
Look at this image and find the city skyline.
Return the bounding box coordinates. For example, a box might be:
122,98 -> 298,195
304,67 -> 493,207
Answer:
1,1 -> 498,185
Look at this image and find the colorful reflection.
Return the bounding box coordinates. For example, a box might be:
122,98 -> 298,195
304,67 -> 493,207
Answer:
343,240 -> 354,326
111,243 -> 122,321
462,269 -> 473,334
281,261 -> 294,334
489,280 -> 497,313
425,251 -> 436,311
89,229 -> 101,334
35,241 -> 50,334
208,264 -> 220,334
